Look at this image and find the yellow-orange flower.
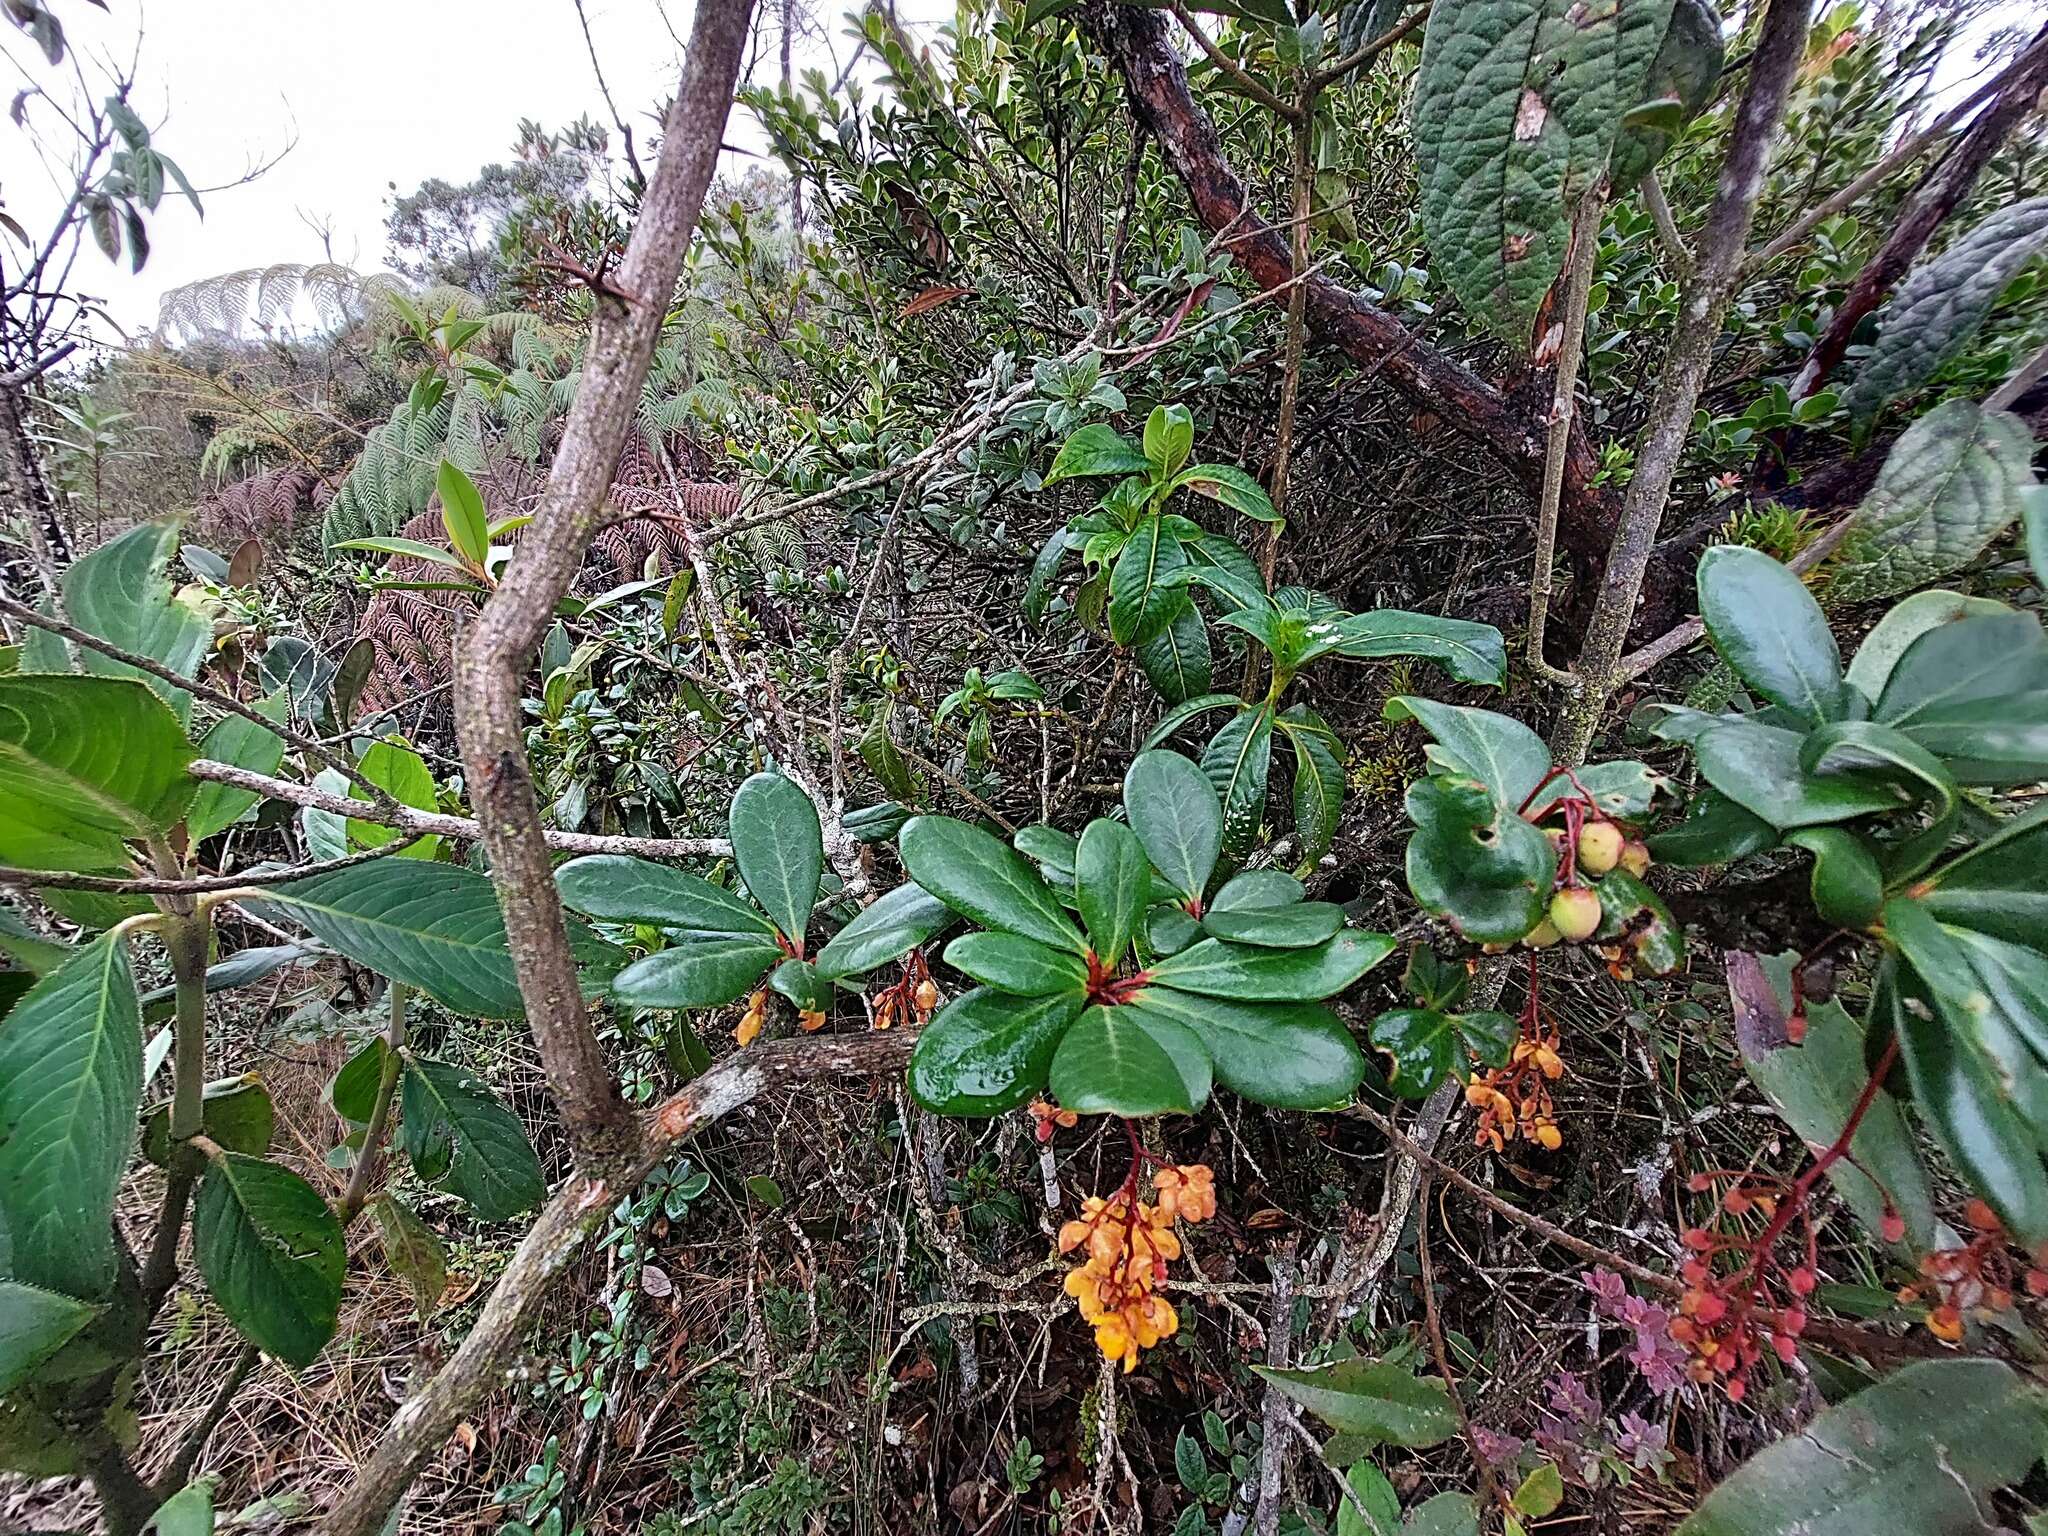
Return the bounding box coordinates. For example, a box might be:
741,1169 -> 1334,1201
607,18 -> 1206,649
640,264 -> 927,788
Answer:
735,989 -> 767,1047
1153,1163 -> 1216,1222
1058,1169 -> 1214,1370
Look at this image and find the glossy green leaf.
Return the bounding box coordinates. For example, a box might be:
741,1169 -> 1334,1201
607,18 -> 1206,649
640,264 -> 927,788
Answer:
346,738 -> 440,860
1211,870 -> 1305,912
1203,704 -> 1274,856
1109,516 -> 1191,646
1124,750 -> 1222,906
1608,0 -> 1723,190
1403,774 -> 1555,943
899,815 -> 1087,954
400,1056 -> 545,1220
1511,1462 -> 1564,1519
768,957 -> 828,1013
1589,868 -> 1687,975
1048,1001 -> 1212,1116
1891,695 -> 2048,788
268,861 -> 524,1018
1873,611 -> 2048,727
1786,828 -> 1884,930
1014,823 -> 1079,876
1830,402 -> 2039,603
813,882 -> 954,981
1143,404 -> 1195,478
1918,801 -> 2048,949
328,1037 -> 391,1124
1697,546 -> 1844,724
1135,990 -> 1364,1109
1151,930 -> 1393,1001
1075,818 -> 1149,967
1171,462 -> 1280,523
1845,590 -> 2012,703
1885,911 -> 2048,1248
193,1152 -> 344,1366
1333,610 -> 1507,688
611,936 -> 782,1009
1136,596 -> 1213,704
556,855 -> 774,939
1045,424 -> 1149,484
1255,1358 -> 1460,1447
1202,901 -> 1344,948
1736,958 -> 1932,1251
1402,1493 -> 1481,1536
1141,690 -> 1247,751
1845,199 -> 2048,422
1674,1360 -> 2048,1536
0,934 -> 140,1296
942,931 -> 1089,995
18,521 -> 210,721
367,1193 -> 446,1320
0,1281 -> 97,1394
436,459 -> 489,567
907,987 -> 1084,1115
142,1075 -> 273,1166
1801,719 -> 1959,879
0,675 -> 196,871
1694,719 -> 1902,830
1369,1007 -> 1517,1099
730,771 -> 823,951
1647,786 -> 1776,866
1339,1462 -> 1401,1536
331,535 -> 473,572
186,697 -> 286,843
1278,704 -> 1345,868
1383,697 -> 1549,812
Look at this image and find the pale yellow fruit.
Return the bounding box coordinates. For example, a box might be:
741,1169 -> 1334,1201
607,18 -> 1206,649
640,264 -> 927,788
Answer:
1522,918 -> 1561,949
1549,886 -> 1602,942
1576,821 -> 1624,876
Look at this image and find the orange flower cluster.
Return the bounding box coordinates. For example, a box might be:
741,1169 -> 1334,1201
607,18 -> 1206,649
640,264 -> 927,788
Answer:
1028,1098 -> 1079,1143
871,950 -> 940,1031
1058,1165 -> 1215,1371
736,988 -> 768,1047
1466,1022 -> 1565,1153
1898,1199 -> 2048,1342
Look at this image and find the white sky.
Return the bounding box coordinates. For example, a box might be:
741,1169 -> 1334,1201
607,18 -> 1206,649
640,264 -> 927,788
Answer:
2,0 -> 943,334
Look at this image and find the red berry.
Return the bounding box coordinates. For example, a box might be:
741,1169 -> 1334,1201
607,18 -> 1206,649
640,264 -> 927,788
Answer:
1787,1268 -> 1816,1296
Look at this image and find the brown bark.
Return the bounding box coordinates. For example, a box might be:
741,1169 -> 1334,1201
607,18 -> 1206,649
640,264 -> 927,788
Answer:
1791,23 -> 2048,400
1078,1 -> 1621,571
450,0 -> 755,1174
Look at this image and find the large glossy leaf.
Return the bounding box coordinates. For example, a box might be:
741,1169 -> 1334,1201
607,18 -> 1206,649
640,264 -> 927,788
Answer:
1134,990 -> 1364,1109
812,882 -> 955,980
1693,719 -> 1903,830
1885,910 -> 2048,1248
942,931 -> 1090,995
1202,901 -> 1344,948
556,855 -> 774,939
1136,596 -> 1213,704
1674,1360 -> 2048,1536
186,697 -> 286,843
1647,786 -> 1777,866
1045,424 -> 1148,484
1333,610 -> 1507,688
193,1152 -> 345,1367
1830,402 -> 2038,603
1413,0 -> 1674,343
1075,818 -> 1148,967
19,520 -> 210,721
907,987 -> 1084,1114
0,675 -> 196,871
1124,750 -> 1222,906
1278,704 -> 1344,868
1109,516 -> 1191,647
1608,0 -> 1724,190
1210,870 -> 1304,911
1844,589 -> 2011,703
1171,462 -> 1280,523
400,1057 -> 545,1220
1383,697 -> 1548,812
610,936 -> 782,1009
268,861 -> 524,1018
346,738 -> 440,860
1402,774 -> 1555,943
1143,404 -> 1195,478
1892,694 -> 2048,788
0,935 -> 140,1296
1732,954 -> 1932,1250
1845,199 -> 2048,422
1697,546 -> 1844,724
1871,611 -> 2048,727
1048,1001 -> 1212,1116
1369,1007 -> 1517,1099
899,815 -> 1086,954
1785,827 -> 1884,930
1255,1359 -> 1460,1447
0,1281 -> 96,1394
1151,930 -> 1393,1001
730,771 -> 823,950
1918,800 -> 2048,948
1202,704 -> 1274,856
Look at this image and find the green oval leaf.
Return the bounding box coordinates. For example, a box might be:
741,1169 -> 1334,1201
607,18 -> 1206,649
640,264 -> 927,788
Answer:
730,772 -> 824,952
1201,901 -> 1345,948
556,855 -> 775,939
399,1056 -> 545,1220
0,675 -> 196,871
1048,1001 -> 1212,1116
194,1152 -> 344,1367
611,936 -> 782,1010
1150,930 -> 1394,1001
1254,1358 -> 1460,1447
907,987 -> 1084,1115
1075,818 -> 1149,967
1124,750 -> 1222,907
813,882 -> 955,981
899,815 -> 1086,954
941,931 -> 1089,995
1136,990 -> 1364,1109
1697,546 -> 1844,724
